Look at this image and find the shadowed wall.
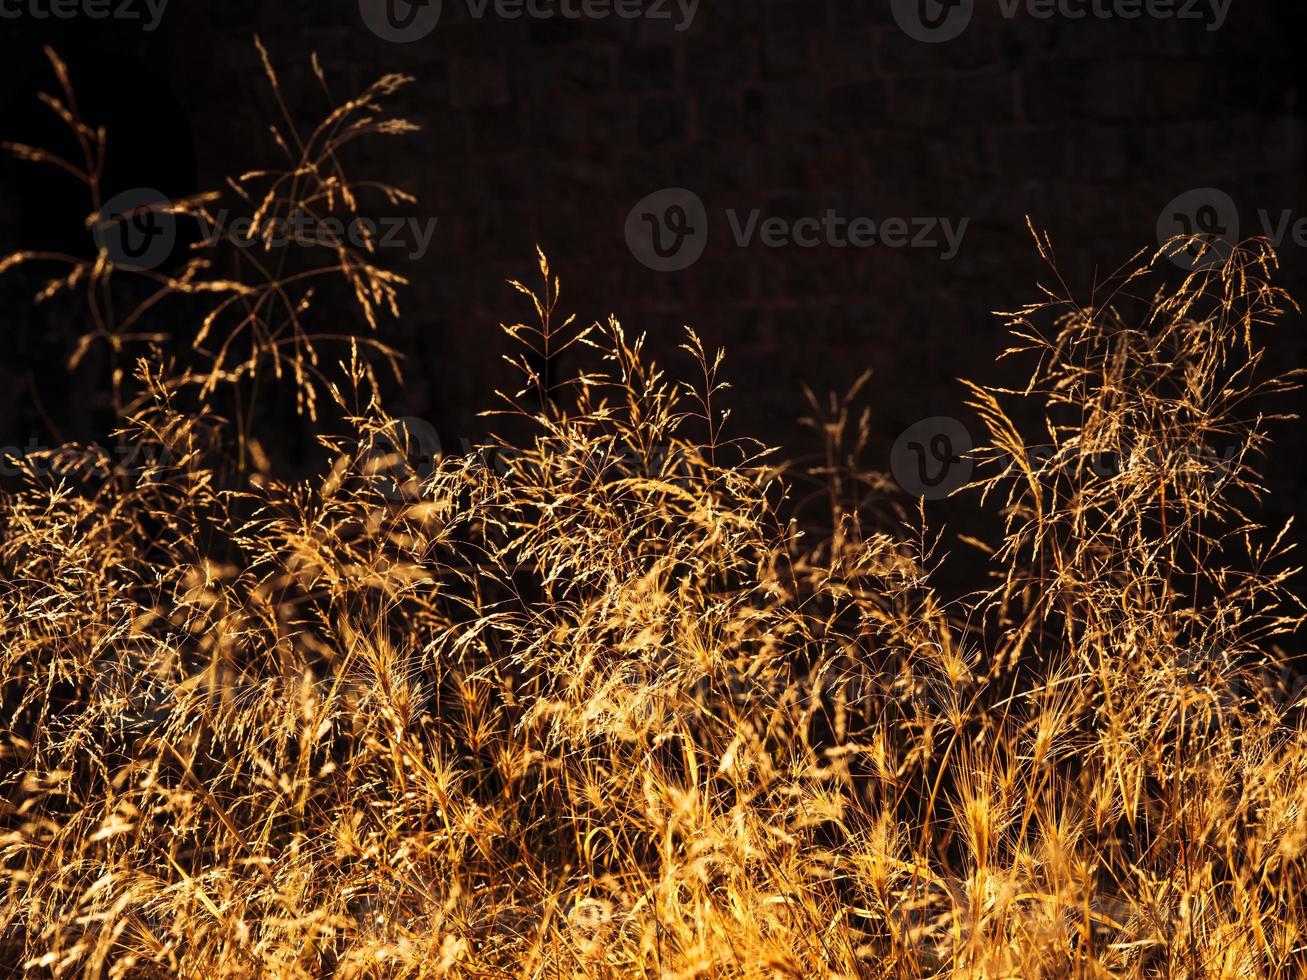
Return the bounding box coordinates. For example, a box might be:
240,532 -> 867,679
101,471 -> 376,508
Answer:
2,1 -> 1304,547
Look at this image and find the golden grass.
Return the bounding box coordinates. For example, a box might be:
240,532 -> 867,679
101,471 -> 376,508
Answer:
2,47 -> 1307,978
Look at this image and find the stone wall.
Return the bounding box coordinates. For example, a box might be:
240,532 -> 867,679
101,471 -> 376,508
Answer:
2,1 -> 1304,537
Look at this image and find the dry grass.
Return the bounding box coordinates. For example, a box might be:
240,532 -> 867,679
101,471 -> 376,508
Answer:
2,48 -> 1307,978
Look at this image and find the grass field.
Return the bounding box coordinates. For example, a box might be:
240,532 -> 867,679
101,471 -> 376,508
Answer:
2,48 -> 1306,978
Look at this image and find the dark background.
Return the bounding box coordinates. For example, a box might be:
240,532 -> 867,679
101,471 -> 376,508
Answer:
1,1 -> 1305,555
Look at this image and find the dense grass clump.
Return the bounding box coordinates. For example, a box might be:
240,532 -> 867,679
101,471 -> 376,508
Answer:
2,48 -> 1306,978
